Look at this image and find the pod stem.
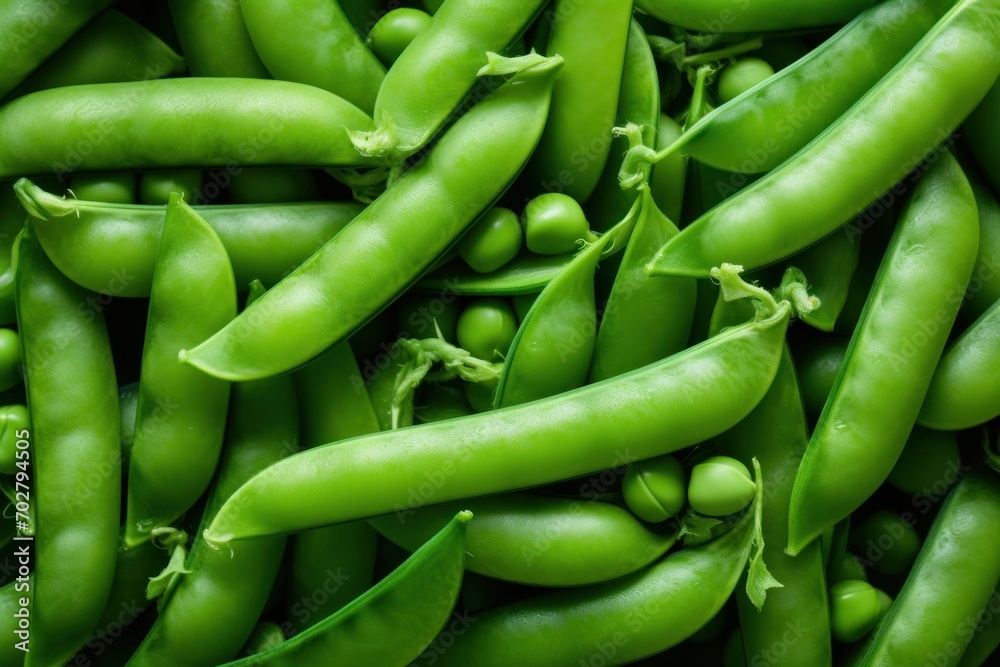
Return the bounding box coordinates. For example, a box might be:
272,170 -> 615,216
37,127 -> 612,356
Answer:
146,527 -> 191,608
682,36 -> 764,68
746,457 -> 782,610
710,263 -> 820,322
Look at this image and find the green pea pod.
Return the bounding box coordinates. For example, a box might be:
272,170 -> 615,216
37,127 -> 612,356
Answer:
287,342 -> 380,632
8,11 -> 184,100
919,298 -> 1000,429
203,295 -> 789,542
15,225 -> 120,666
220,511 -> 470,667
494,199 -> 638,407
0,78 -> 375,178
0,191 -> 24,326
787,151 -> 979,555
0,581 -> 23,666
650,113 -> 686,226
15,178 -> 363,296
352,0 -> 548,161
660,0 -> 953,174
415,251 -> 571,296
430,468 -> 769,666
859,471 -> 1000,666
958,587 -> 1000,667
370,493 -> 675,587
964,170 -> 1000,318
589,186 -> 697,382
168,0 -> 271,77
635,0 -> 876,31
182,55 -> 565,382
649,0 -> 1000,278
125,195 -> 237,547
128,286 -> 297,666
241,0 -> 385,114
588,20 -> 660,230
0,0 -> 114,98
524,0 -> 632,203
964,78 -> 1000,193
789,227 -> 862,332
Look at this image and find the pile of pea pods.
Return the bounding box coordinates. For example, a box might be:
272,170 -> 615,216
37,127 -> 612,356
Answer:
0,0 -> 999,665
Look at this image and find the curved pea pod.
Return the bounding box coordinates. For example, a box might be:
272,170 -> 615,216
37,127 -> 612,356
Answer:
15,225 -> 120,667
859,471 -> 1000,666
15,178 -> 363,296
219,512 -> 470,667
787,152 -> 979,555
85,539 -> 166,649
919,299 -> 1000,430
495,199 -> 638,407
369,493 -> 676,587
168,0 -> 270,77
0,0 -> 114,98
788,227 -> 862,332
128,300 -> 297,666
958,587 -> 1000,667
649,0 -> 1000,278
523,0 -> 632,203
635,0 -> 876,32
352,0 -> 547,161
203,298 -> 789,542
241,0 -> 385,114
965,78 -> 1000,193
589,187 -> 697,382
124,195 -> 237,548
660,0 -> 952,174
0,78 -> 376,178
429,469 -> 770,666
415,251 -> 572,296
964,172 -> 1000,318
182,56 -> 565,382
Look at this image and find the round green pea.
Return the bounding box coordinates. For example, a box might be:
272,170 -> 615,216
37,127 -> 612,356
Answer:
887,426 -> 961,497
829,579 -> 885,643
395,292 -> 461,342
717,57 -> 776,104
0,329 -> 21,392
367,8 -> 433,67
456,298 -> 518,362
622,454 -> 686,523
849,510 -> 921,576
522,193 -> 597,255
0,404 -> 28,476
457,207 -> 523,274
688,456 -> 755,516
70,172 -> 135,204
139,170 -> 203,204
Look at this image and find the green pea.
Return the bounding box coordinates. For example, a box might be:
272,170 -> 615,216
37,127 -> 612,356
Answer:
717,57 -> 776,104
887,426 -> 961,498
458,207 -> 524,274
367,8 -> 433,67
829,552 -> 869,585
829,579 -> 885,643
70,172 -> 135,204
522,193 -> 597,255
622,454 -> 686,523
0,404 -> 28,476
456,298 -> 518,362
395,292 -> 461,342
849,510 -> 921,577
688,456 -> 755,516
139,169 -> 203,204
0,329 -> 20,392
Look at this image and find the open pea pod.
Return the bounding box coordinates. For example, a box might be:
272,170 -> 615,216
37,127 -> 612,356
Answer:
415,251 -> 572,296
220,512 -> 470,667
494,197 -> 640,408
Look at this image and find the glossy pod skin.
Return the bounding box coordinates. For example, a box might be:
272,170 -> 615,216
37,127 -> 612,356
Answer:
182,57 -> 564,382
203,304 -> 789,542
0,0 -> 114,98
168,0 -> 270,77
370,493 -> 675,586
9,10 -> 184,99
790,227 -> 862,332
124,196 -> 237,547
964,78 -> 1000,193
859,471 -> 1000,666
787,152 -> 979,555
15,178 -> 364,296
353,0 -> 547,160
0,78 -> 375,178
128,287 -> 296,666
415,251 -> 571,296
589,186 -> 697,382
221,512 -> 470,667
15,225 -> 120,667
430,486 -> 760,666
649,0 -> 1000,278
667,0 -> 952,174
634,0 -> 877,32
241,0 -> 385,114
0,582 -> 23,666
919,297 -> 1000,429
524,0 -> 632,203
